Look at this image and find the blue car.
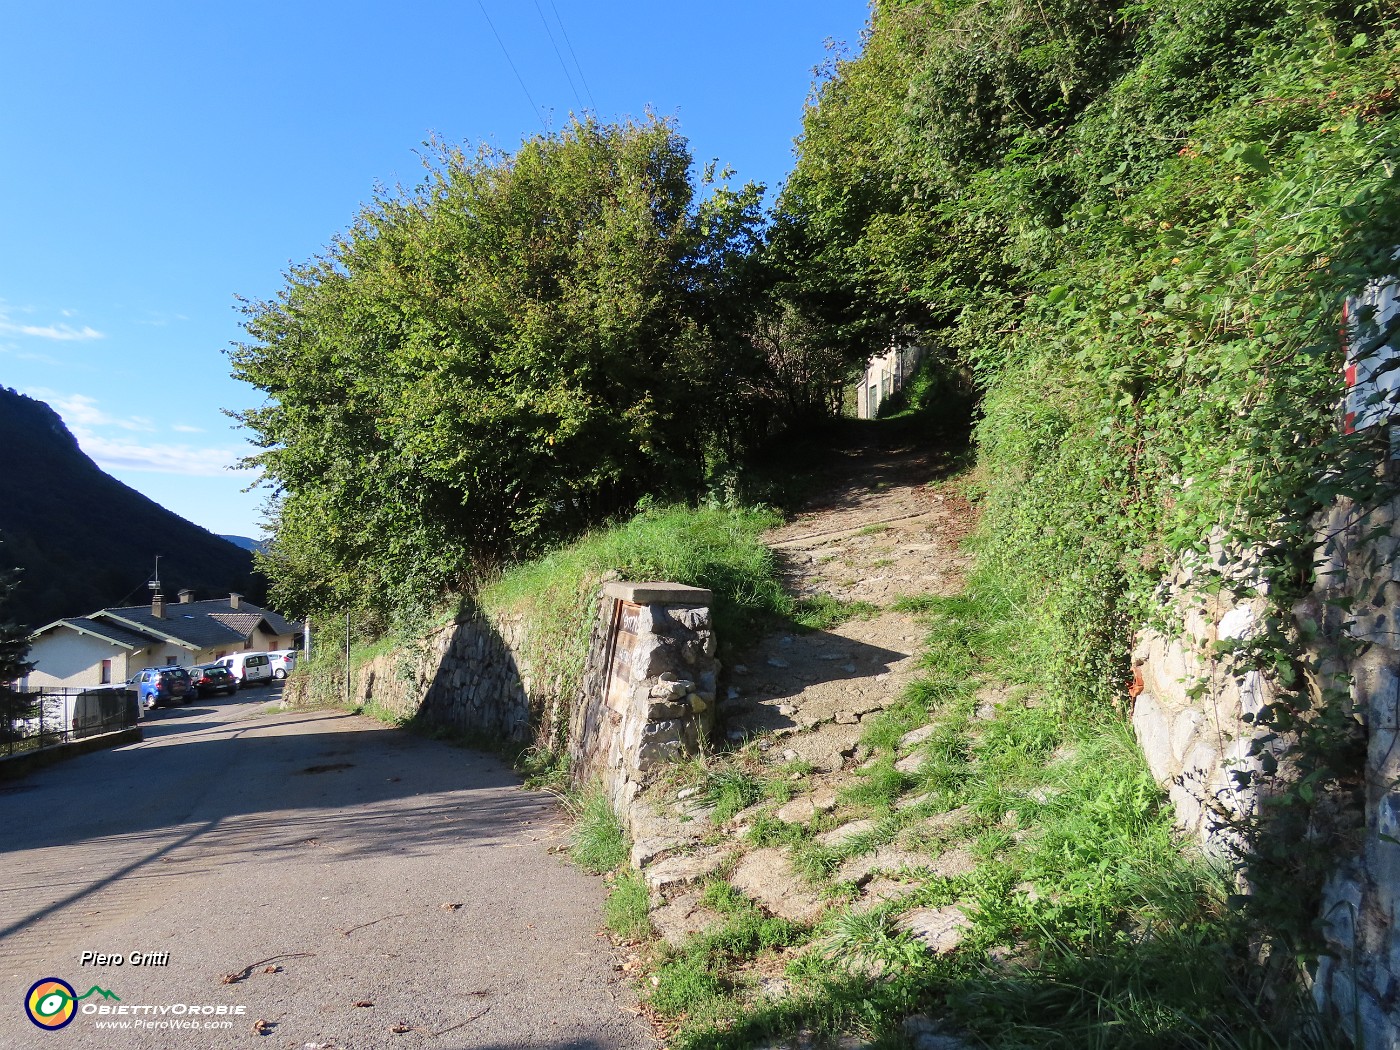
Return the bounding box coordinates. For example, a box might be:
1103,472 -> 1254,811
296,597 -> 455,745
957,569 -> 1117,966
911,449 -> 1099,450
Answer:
129,667 -> 191,710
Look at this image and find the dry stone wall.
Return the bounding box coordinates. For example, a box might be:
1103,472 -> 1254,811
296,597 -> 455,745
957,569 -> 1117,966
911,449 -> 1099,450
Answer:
286,611 -> 544,744
1309,492 -> 1400,1048
1133,495 -> 1400,1048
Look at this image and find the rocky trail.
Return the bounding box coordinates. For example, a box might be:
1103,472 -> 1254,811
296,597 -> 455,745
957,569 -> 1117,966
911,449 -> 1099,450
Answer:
723,438 -> 977,775
624,432 -> 985,1047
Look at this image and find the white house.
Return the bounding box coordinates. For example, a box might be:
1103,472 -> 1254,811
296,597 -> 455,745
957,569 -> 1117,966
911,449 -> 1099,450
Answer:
27,590 -> 300,689
857,342 -> 925,419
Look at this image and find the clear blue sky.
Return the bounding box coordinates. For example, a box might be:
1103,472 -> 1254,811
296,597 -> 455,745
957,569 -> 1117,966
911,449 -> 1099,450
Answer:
0,1 -> 868,539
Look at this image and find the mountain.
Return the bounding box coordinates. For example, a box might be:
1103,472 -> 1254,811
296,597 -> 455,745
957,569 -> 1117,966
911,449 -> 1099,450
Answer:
0,388 -> 266,629
220,535 -> 269,555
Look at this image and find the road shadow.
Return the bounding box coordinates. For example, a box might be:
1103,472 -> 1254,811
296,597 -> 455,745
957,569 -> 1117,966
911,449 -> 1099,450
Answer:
0,704 -> 554,942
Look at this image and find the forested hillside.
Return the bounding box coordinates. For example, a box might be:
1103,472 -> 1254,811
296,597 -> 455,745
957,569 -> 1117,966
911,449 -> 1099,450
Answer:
0,387 -> 264,628
769,0 -> 1400,959
777,0 -> 1399,710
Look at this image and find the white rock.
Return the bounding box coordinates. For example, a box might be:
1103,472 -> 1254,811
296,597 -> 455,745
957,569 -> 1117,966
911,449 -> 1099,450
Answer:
898,905 -> 971,954
899,724 -> 937,750
817,818 -> 877,847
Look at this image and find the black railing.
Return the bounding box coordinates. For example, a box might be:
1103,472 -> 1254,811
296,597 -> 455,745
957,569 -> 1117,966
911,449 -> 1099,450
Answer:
1,686 -> 139,758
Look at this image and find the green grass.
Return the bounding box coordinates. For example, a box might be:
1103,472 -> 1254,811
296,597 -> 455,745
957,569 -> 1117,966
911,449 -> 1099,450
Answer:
568,789 -> 630,874
605,871 -> 653,941
702,765 -> 767,822
789,594 -> 882,631
647,886 -> 807,1024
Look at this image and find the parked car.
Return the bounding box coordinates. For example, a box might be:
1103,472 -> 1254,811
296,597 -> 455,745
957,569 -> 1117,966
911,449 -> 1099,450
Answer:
217,652 -> 273,688
189,664 -> 238,698
131,667 -> 191,710
267,650 -> 298,679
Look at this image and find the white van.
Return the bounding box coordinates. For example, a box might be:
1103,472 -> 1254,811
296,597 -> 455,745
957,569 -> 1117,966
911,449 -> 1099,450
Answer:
218,652 -> 273,688
266,650 -> 298,680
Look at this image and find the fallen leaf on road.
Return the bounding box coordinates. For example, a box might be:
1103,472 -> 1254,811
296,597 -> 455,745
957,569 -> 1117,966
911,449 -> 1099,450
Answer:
353,1000 -> 374,1008
440,903 -> 463,911
222,952 -> 315,983
250,1018 -> 273,1034
389,1022 -> 414,1034
263,966 -> 281,974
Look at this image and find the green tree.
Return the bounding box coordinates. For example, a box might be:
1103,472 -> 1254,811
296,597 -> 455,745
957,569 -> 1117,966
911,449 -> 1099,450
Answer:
0,563 -> 36,742
231,117 -> 770,622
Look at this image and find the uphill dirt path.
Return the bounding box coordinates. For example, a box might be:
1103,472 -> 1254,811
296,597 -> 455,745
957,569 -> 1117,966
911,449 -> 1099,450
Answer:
631,429 -> 981,962
722,433 -> 978,775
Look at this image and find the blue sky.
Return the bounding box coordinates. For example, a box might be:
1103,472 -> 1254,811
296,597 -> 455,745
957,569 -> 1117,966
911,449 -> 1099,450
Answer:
0,1 -> 868,539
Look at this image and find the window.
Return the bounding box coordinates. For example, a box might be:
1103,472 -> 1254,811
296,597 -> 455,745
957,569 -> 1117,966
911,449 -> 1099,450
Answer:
100,659 -> 111,684
165,654 -> 176,666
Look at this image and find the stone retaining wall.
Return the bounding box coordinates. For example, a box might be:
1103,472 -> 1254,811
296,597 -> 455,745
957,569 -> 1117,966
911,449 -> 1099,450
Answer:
286,610 -> 550,745
286,582 -> 719,800
1309,493 -> 1400,1047
1133,495 -> 1400,1047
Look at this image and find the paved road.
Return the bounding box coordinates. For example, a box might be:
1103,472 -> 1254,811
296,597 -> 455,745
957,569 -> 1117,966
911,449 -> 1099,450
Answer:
0,687 -> 655,1049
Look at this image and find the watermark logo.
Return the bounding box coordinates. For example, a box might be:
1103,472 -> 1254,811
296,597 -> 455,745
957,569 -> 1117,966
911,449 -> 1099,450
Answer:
24,978 -> 119,1031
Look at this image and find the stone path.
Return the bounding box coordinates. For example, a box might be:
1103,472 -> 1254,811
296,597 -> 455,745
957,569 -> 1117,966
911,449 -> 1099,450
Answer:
725,440 -> 976,758
631,434 -> 983,984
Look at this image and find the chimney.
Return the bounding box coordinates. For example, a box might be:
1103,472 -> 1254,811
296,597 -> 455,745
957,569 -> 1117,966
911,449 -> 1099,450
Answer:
152,593 -> 165,619
178,589 -> 194,604
229,593 -> 242,610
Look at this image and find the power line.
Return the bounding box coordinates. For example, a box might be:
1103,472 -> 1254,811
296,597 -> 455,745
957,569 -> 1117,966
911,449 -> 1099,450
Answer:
546,0 -> 597,113
532,0 -> 584,114
476,0 -> 547,129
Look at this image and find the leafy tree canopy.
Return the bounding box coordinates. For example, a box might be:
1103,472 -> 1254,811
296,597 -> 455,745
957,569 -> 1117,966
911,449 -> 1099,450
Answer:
231,117 -> 784,622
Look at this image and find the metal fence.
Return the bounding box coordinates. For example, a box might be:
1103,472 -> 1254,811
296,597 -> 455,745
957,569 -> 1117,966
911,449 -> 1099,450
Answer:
1,686 -> 139,758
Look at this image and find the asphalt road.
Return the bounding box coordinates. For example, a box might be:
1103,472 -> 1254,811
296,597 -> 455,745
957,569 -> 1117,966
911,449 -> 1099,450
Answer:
0,685 -> 656,1050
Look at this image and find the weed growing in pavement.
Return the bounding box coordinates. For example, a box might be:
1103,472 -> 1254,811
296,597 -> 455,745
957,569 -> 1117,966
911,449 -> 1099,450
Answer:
745,811 -> 811,849
605,871 -> 652,941
568,789 -> 630,874
840,755 -> 909,811
516,745 -> 570,792
702,765 -> 766,822
648,883 -> 807,1025
818,910 -> 926,973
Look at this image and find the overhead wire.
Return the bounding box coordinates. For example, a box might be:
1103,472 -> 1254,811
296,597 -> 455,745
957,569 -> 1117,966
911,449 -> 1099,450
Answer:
475,0 -> 548,129
545,0 -> 597,113
532,0 -> 585,114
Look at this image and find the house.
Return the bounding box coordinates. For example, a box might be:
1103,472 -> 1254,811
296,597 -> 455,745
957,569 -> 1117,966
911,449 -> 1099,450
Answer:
857,342 -> 925,419
26,590 -> 301,689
